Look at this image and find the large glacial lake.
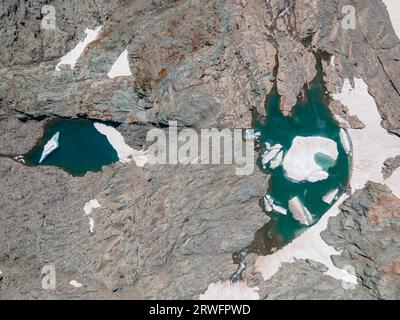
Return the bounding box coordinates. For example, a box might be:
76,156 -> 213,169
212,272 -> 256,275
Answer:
25,119 -> 119,176
254,61 -> 350,246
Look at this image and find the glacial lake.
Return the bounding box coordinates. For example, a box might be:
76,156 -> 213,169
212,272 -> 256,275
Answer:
25,119 -> 119,176
254,62 -> 350,246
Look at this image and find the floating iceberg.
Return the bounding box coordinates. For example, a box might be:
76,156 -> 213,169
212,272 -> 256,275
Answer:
283,136 -> 338,182
264,195 -> 287,215
39,132 -> 60,163
322,188 -> 339,204
270,150 -> 283,169
262,143 -> 282,168
288,196 -> 314,226
340,128 -> 352,155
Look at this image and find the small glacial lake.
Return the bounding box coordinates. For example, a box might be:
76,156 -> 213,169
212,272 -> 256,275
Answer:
254,60 -> 350,246
25,119 -> 119,176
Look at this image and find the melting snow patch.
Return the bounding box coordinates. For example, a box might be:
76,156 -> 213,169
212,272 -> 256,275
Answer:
94,123 -> 148,166
283,136 -> 338,183
69,280 -> 83,288
55,26 -> 102,71
94,123 -> 148,167
83,199 -> 100,233
107,49 -> 132,79
88,217 -> 95,233
382,0 -> 400,39
199,281 -> 259,300
332,78 -> 400,194
83,199 -> 101,215
255,194 -> 358,285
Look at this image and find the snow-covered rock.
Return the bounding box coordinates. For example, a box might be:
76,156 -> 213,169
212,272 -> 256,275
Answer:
107,49 -> 132,78
56,26 -> 102,71
83,199 -> 101,215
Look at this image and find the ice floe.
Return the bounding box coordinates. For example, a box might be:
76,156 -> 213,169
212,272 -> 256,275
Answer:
255,194 -> 358,285
288,196 -> 314,226
340,128 -> 352,155
322,188 -> 339,205
382,0 -> 400,39
199,281 -> 259,300
56,26 -> 102,71
264,195 -> 287,215
94,123 -> 148,166
283,136 -> 338,183
107,49 -> 132,79
262,143 -> 283,169
269,150 -> 283,169
39,132 -> 60,163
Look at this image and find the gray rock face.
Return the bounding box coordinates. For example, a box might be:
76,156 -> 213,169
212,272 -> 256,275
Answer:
259,260 -> 372,300
0,112 -> 43,155
383,155 -> 400,179
0,0 -> 276,129
311,0 -> 400,136
1,0 -> 400,300
0,120 -> 268,299
322,182 -> 400,300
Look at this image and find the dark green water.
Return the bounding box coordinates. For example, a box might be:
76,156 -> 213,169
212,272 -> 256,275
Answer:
254,64 -> 350,245
25,119 -> 119,176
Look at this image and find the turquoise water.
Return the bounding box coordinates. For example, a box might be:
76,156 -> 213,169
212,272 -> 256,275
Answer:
254,64 -> 350,244
25,119 -> 119,176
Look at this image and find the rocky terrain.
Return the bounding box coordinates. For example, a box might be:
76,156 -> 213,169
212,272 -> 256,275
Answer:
0,0 -> 400,299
